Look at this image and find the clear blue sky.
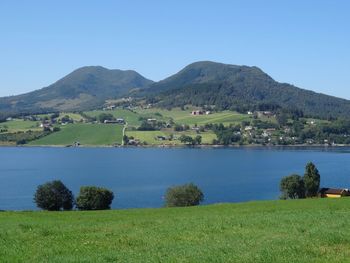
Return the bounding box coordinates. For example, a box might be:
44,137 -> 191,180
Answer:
0,0 -> 349,98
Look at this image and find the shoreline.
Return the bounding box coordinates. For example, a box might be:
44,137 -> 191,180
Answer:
1,143 -> 350,149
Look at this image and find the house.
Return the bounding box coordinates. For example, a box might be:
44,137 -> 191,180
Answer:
147,118 -> 157,123
116,118 -> 125,124
319,188 -> 350,198
191,110 -> 204,116
104,120 -> 119,124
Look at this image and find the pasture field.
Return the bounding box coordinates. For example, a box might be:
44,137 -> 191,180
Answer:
134,108 -> 252,126
58,112 -> 85,122
1,198 -> 350,262
84,109 -> 151,127
29,123 -> 123,146
126,130 -> 217,145
0,119 -> 41,132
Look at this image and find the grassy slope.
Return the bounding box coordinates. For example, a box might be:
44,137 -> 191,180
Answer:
1,198 -> 350,262
29,123 -> 123,146
134,108 -> 252,126
0,119 -> 41,132
85,109 -> 147,127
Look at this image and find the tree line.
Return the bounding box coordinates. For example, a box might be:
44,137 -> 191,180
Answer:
34,181 -> 204,211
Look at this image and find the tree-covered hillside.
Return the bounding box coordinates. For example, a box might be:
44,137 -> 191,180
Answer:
145,61 -> 350,118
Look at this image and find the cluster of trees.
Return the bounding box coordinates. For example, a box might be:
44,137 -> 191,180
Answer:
34,180 -> 204,211
209,123 -> 242,145
179,135 -> 202,145
34,180 -> 114,211
280,162 -> 320,199
137,120 -> 166,131
98,113 -> 115,123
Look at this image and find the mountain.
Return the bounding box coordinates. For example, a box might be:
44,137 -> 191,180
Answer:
1,61 -> 350,119
0,66 -> 153,113
145,61 -> 350,118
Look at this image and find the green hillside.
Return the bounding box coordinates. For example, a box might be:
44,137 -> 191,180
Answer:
2,61 -> 350,119
1,198 -> 350,262
145,61 -> 350,119
29,123 -> 123,146
0,66 -> 153,113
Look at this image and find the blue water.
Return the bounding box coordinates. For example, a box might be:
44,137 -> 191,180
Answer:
1,147 -> 350,210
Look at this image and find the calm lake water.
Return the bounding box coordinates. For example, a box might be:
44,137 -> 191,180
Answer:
1,146 -> 350,210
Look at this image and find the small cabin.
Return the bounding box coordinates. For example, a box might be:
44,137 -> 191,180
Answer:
319,188 -> 350,198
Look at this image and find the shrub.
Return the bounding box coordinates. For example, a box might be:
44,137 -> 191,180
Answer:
76,186 -> 114,210
280,174 -> 305,199
34,180 -> 74,211
165,183 -> 204,207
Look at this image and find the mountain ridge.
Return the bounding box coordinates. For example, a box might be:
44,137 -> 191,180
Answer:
1,61 -> 350,119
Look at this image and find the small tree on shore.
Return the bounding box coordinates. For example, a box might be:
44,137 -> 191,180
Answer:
34,180 -> 74,211
165,183 -> 204,207
303,162 -> 320,197
76,186 -> 114,210
280,174 -> 305,199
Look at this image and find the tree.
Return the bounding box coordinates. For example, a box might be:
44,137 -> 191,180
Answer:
179,135 -> 194,145
98,113 -> 114,123
34,180 -> 74,211
303,162 -> 320,197
76,186 -> 114,210
280,174 -> 305,199
194,135 -> 202,145
164,183 -> 204,207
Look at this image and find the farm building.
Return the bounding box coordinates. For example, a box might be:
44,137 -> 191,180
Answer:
191,110 -> 204,115
319,188 -> 350,198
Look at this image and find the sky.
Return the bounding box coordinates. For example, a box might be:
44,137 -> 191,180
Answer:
0,0 -> 349,98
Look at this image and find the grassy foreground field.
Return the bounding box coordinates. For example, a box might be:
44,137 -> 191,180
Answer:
1,198 -> 350,262
29,123 -> 123,146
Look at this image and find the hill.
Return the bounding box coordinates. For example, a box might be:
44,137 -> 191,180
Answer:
1,198 -> 350,262
145,61 -> 350,118
0,66 -> 153,114
2,61 -> 350,119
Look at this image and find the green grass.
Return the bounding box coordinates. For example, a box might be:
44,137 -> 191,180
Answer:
126,130 -> 217,145
58,112 -> 85,122
134,108 -> 252,126
1,198 -> 350,262
84,109 -> 148,127
29,123 -> 123,146
0,119 -> 41,132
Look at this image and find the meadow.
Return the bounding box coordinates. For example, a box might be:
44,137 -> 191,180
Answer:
29,123 -> 123,146
134,108 -> 252,126
0,119 -> 41,132
1,198 -> 350,262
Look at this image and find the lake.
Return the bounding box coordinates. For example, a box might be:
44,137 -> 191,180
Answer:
1,146 -> 350,210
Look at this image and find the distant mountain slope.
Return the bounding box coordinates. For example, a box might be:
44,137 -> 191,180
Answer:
1,61 -> 350,118
145,61 -> 350,118
0,66 -> 153,113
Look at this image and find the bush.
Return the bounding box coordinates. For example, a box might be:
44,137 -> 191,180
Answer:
34,180 -> 74,211
280,174 -> 305,199
76,186 -> 114,210
165,183 -> 204,207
